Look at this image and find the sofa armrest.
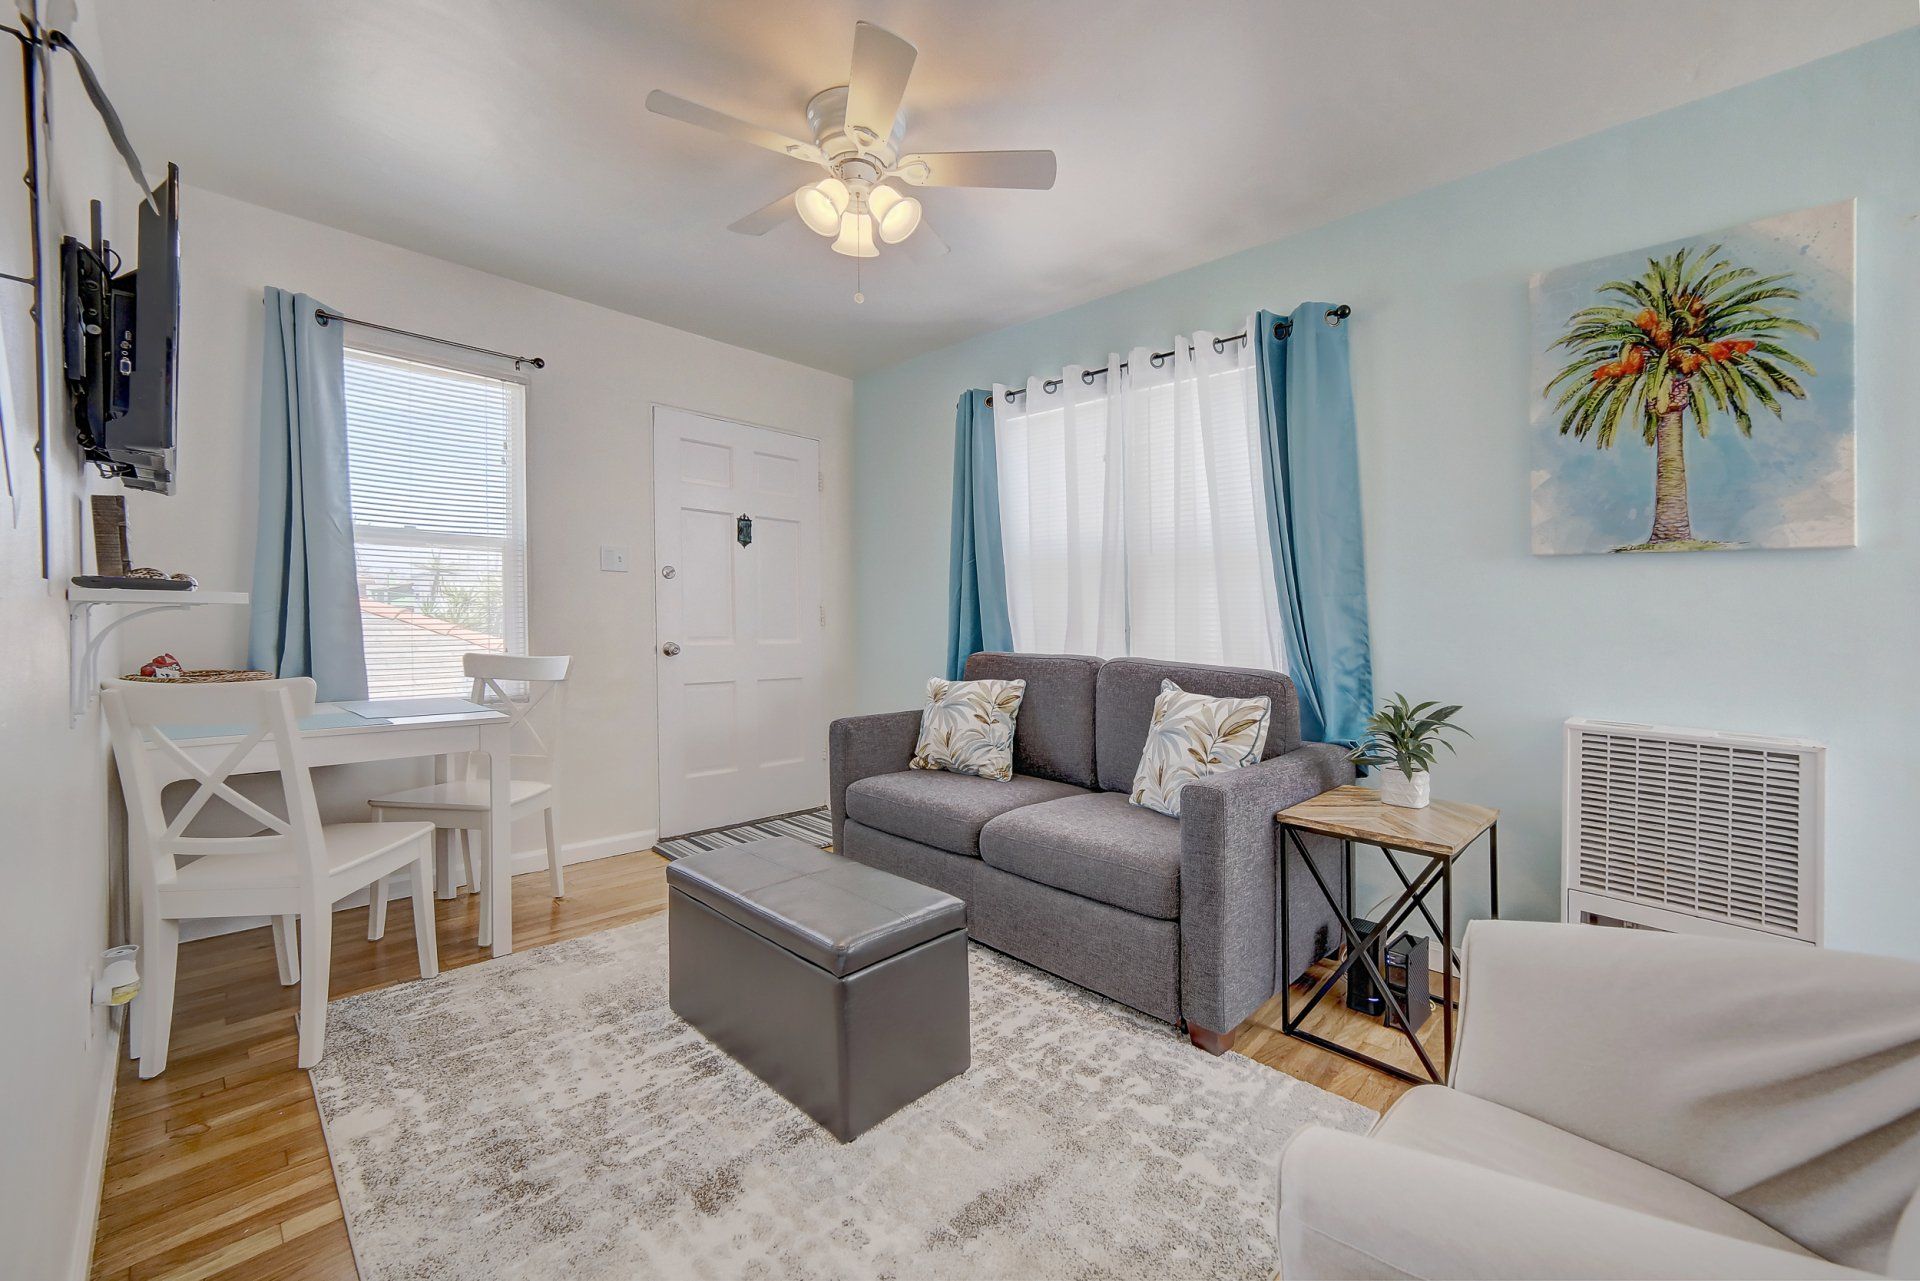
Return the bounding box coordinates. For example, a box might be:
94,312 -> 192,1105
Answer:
828,710 -> 921,850
1450,919 -> 1920,1269
1277,1126 -> 1864,1281
1176,741 -> 1353,1035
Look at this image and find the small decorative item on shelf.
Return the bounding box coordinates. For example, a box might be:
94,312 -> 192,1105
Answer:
1348,693 -> 1471,809
125,567 -> 200,588
122,654 -> 271,684
83,495 -> 202,590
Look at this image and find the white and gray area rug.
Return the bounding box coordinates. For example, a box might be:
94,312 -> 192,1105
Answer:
655,805 -> 833,860
309,915 -> 1375,1280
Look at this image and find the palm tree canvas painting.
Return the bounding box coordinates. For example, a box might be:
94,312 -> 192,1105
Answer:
1530,201 -> 1854,554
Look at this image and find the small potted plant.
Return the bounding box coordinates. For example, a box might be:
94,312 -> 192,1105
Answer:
1348,694 -> 1470,809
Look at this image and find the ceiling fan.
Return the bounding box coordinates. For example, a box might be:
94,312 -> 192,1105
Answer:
646,21 -> 1056,263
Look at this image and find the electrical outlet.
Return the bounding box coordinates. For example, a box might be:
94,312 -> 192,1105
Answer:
599,546 -> 629,573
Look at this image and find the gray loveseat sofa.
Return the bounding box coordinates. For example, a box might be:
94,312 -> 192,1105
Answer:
829,652 -> 1352,1053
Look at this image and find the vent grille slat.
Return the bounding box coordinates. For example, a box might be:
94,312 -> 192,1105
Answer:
1566,722 -> 1819,942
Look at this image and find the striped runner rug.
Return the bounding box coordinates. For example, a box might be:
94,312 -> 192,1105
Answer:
655,806 -> 833,861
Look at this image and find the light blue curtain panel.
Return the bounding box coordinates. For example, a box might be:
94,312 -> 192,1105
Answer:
1255,303 -> 1374,746
247,287 -> 369,701
946,389 -> 1013,679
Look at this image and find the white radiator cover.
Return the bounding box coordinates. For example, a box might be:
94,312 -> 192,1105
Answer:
1563,718 -> 1824,944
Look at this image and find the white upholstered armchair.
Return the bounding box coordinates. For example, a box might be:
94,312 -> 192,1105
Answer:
1278,920 -> 1920,1279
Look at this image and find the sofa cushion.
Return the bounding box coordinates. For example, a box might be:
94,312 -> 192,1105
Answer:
1372,1085 -> 1816,1258
979,790 -> 1182,919
1096,656 -> 1301,792
1128,679 -> 1273,818
909,676 -> 1025,780
844,769 -> 1088,858
964,652 -> 1102,789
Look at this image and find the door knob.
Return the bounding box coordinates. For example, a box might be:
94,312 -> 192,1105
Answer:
661,642 -> 681,656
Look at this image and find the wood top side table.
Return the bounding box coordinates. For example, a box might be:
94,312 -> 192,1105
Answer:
1276,784 -> 1500,1085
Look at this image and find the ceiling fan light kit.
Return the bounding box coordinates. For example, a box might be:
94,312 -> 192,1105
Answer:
868,183 -> 921,244
831,207 -> 879,258
646,20 -> 1057,280
795,176 -> 849,236
793,174 -> 919,256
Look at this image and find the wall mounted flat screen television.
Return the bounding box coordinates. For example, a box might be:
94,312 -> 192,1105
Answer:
62,162 -> 180,494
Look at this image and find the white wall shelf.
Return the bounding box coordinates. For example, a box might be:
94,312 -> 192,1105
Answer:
67,587 -> 250,725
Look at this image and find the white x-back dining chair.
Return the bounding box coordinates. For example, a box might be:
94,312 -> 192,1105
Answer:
366,653 -> 571,939
104,678 -> 440,1078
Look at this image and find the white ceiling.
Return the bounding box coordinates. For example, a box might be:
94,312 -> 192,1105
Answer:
93,1 -> 1915,377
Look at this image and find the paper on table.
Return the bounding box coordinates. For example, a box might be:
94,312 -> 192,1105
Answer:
338,698 -> 489,720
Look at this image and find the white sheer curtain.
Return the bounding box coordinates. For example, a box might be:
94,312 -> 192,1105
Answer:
993,366 -> 1125,654
992,321 -> 1286,669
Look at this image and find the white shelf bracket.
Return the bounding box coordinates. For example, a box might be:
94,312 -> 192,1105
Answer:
70,600 -> 191,726
66,590 -> 251,727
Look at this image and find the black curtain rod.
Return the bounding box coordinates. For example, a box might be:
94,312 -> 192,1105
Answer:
990,304 -> 1350,404
313,308 -> 546,370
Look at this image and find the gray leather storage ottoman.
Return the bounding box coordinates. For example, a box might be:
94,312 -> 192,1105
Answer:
666,837 -> 970,1141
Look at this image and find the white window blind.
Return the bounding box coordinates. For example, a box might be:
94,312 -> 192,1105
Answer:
344,348 -> 528,698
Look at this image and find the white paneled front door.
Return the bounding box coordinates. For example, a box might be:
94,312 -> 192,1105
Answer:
653,406 -> 823,838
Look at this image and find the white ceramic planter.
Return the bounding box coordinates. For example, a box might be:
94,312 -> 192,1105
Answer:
1379,766 -> 1431,809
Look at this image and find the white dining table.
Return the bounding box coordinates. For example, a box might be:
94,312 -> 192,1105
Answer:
142,698 -> 521,956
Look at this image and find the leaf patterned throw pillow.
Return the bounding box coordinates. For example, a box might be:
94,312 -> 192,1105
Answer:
1129,679 -> 1272,818
910,677 -> 1027,781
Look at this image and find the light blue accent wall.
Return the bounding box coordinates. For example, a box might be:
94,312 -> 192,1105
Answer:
851,32 -> 1920,955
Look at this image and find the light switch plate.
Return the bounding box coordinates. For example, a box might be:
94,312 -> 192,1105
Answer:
599,546 -> 629,573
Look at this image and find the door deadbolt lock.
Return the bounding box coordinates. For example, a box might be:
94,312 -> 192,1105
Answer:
660,565 -> 676,579
661,642 -> 681,656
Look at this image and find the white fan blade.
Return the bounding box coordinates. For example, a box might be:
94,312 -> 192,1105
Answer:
646,90 -> 824,164
903,220 -> 948,260
845,22 -> 916,145
728,192 -> 796,236
893,150 -> 1056,190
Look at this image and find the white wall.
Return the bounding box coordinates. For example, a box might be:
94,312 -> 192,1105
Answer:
0,8 -> 134,1276
120,186 -> 856,881
852,32 -> 1920,958
1,66 -> 852,1278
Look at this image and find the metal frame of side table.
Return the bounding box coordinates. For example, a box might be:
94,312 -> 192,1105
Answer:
1277,821 -> 1498,1085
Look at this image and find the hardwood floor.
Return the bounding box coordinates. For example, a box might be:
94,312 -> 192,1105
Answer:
90,849 -> 1436,1279
89,852 -> 667,1281
1238,957 -> 1451,1114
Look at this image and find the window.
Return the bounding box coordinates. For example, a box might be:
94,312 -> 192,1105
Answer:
344,348 -> 527,698
993,334 -> 1284,669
